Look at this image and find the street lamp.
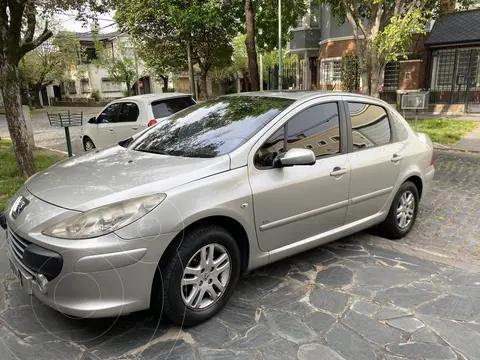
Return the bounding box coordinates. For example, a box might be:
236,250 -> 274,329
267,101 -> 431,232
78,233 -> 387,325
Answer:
278,0 -> 282,91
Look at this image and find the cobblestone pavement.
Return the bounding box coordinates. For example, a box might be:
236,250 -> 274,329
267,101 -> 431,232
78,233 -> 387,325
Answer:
397,151 -> 480,266
1,234 -> 480,360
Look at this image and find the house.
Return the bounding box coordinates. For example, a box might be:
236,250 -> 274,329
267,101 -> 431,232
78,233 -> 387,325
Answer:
287,0 -> 480,113
44,30 -> 166,106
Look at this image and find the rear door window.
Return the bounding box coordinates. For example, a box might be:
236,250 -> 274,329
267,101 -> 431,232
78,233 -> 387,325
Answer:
151,97 -> 196,118
347,102 -> 391,151
118,102 -> 140,123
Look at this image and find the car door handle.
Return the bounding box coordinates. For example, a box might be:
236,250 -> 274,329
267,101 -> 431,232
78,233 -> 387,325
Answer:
132,127 -> 138,130
330,167 -> 347,177
391,154 -> 402,163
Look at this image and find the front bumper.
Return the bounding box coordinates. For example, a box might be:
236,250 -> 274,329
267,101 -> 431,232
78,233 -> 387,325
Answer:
2,191 -> 176,318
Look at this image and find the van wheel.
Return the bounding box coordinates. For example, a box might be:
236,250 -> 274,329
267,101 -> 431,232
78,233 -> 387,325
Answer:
157,225 -> 241,326
378,181 -> 419,239
83,137 -> 95,151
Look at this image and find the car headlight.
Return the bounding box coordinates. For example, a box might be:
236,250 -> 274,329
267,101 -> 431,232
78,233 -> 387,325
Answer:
42,194 -> 166,239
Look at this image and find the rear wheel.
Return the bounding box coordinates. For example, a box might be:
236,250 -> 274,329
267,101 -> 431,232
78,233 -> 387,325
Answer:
156,225 -> 241,326
378,181 -> 419,239
83,137 -> 95,151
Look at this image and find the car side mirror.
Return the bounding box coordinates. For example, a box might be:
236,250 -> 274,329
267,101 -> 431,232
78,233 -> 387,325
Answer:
88,117 -> 97,124
273,148 -> 316,168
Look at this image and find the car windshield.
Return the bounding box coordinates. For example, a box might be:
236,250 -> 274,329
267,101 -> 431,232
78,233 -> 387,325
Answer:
130,96 -> 293,158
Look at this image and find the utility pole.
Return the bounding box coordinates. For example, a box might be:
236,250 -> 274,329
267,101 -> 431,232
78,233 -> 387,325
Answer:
260,53 -> 264,91
278,0 -> 282,91
187,42 -> 196,99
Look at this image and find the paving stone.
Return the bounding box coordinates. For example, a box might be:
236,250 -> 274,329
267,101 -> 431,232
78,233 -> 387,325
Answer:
244,275 -> 283,292
328,248 -> 369,258
0,333 -> 84,360
260,283 -> 306,310
233,279 -> 265,302
188,318 -> 239,348
448,285 -> 480,298
292,261 -> 317,273
216,298 -> 259,333
138,340 -> 197,360
265,310 -> 317,344
324,323 -> 377,360
261,261 -> 293,278
386,343 -> 457,359
290,272 -> 310,284
257,338 -> 297,360
5,282 -> 43,308
310,288 -> 349,315
0,305 -> 87,335
364,246 -> 438,271
412,282 -> 448,293
303,311 -> 336,334
350,300 -> 380,316
417,314 -> 480,360
416,295 -> 480,321
298,343 -> 345,360
356,266 -> 420,287
348,287 -> 374,299
410,327 -> 438,343
387,317 -> 425,333
375,286 -> 439,308
291,248 -> 336,266
89,327 -> 163,358
226,324 -> 277,349
373,306 -> 412,320
282,299 -> 316,317
315,266 -> 353,288
342,310 -> 403,345
198,348 -> 257,360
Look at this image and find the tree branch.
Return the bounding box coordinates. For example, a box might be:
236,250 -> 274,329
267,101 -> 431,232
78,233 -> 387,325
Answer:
18,23 -> 53,62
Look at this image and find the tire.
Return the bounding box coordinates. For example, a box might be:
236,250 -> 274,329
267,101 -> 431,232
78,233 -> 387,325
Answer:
83,137 -> 96,151
156,225 -> 241,326
378,181 -> 419,240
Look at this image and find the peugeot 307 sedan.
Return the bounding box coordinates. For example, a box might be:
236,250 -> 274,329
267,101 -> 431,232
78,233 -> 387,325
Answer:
1,91 -> 434,326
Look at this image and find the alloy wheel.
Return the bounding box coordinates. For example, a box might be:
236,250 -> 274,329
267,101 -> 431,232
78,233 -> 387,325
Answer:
396,190 -> 415,229
181,243 -> 231,310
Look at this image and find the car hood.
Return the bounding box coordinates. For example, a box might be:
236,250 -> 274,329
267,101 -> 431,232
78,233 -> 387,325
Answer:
26,145 -> 230,211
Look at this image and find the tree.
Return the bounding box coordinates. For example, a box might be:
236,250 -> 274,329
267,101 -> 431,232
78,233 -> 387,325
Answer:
0,1 -> 109,176
114,0 -> 238,99
238,0 -> 308,91
93,38 -> 136,96
320,0 -> 473,97
19,31 -> 81,108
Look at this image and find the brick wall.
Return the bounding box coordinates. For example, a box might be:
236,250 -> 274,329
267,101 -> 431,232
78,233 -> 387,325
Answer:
399,60 -> 424,90
319,39 -> 356,59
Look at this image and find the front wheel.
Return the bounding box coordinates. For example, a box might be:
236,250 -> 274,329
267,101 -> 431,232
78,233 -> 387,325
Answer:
378,181 -> 419,239
158,225 -> 241,326
83,137 -> 96,151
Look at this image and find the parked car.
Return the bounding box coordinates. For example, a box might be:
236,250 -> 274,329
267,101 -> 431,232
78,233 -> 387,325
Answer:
2,91 -> 434,326
80,93 -> 196,151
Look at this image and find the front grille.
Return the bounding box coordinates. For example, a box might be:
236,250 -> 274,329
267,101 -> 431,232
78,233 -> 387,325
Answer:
7,228 -> 35,277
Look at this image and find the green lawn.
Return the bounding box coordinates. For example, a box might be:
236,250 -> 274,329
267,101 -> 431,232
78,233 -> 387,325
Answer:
407,118 -> 477,144
0,140 -> 65,211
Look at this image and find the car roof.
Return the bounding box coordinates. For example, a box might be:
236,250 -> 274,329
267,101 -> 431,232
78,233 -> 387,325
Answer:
119,93 -> 193,104
223,90 -> 382,102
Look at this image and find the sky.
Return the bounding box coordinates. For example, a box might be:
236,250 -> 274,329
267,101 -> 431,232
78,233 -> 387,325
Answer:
56,12 -> 117,33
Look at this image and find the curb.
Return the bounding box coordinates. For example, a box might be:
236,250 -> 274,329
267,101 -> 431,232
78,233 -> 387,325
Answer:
35,145 -> 70,156
433,143 -> 480,154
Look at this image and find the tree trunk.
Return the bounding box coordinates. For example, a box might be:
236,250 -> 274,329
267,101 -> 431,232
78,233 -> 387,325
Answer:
160,75 -> 168,92
245,0 -> 260,91
32,89 -> 43,109
126,81 -> 132,96
200,71 -> 209,99
0,63 -> 36,176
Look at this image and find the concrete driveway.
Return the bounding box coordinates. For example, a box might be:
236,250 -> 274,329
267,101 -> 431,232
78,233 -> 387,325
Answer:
1,151 -> 480,359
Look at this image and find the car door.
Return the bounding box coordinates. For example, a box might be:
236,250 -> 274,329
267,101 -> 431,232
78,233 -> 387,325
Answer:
113,102 -> 140,142
94,103 -> 121,147
343,99 -> 403,224
249,98 -> 351,253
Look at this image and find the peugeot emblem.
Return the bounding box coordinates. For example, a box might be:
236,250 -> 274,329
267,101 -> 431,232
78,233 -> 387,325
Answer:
10,196 -> 29,220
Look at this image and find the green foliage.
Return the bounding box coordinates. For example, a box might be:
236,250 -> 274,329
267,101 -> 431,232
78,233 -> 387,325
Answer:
92,38 -> 136,95
91,89 -> 101,101
341,54 -> 359,92
18,31 -> 81,99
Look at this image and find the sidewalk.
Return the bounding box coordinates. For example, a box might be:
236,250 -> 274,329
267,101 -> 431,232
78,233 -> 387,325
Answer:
448,125 -> 480,152
403,112 -> 480,122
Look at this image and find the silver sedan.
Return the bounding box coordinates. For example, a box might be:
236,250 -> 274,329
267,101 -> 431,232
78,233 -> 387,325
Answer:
1,91 -> 434,326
